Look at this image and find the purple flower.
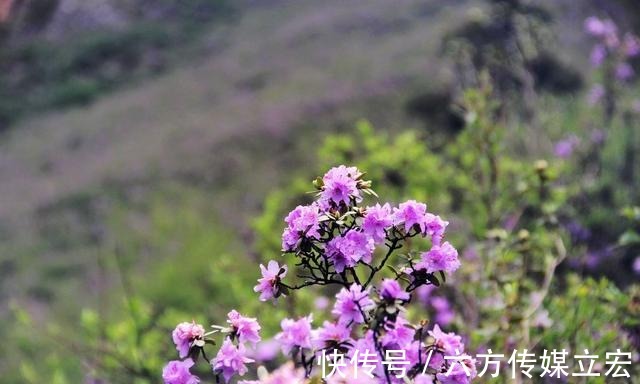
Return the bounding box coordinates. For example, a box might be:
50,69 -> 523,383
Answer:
238,362 -> 306,384
351,330 -> 377,356
589,44 -> 607,67
591,129 -> 606,145
424,213 -> 449,245
394,200 -> 428,233
417,284 -> 435,306
332,284 -> 375,325
227,310 -> 261,346
282,204 -> 321,251
428,351 -> 446,372
584,16 -> 606,36
414,374 -> 435,384
379,278 -> 410,301
172,322 -> 205,358
249,340 -> 280,362
566,220 -> 591,243
362,203 -> 393,243
624,33 -> 640,57
554,135 -> 579,159
326,231 -> 374,273
326,369 -> 378,384
605,32 -> 621,49
281,230 -> 299,252
585,250 -> 603,270
350,331 -> 385,378
463,247 -> 478,261
584,16 -> 617,39
314,296 -> 330,310
633,257 -> 640,274
276,315 -> 314,354
587,84 -> 605,105
416,242 -> 460,274
320,165 -> 362,208
381,316 -> 415,349
436,354 -> 477,384
163,359 -> 200,384
431,297 -> 455,326
429,324 -> 464,355
533,309 -> 553,328
212,339 -> 254,383
554,141 -> 574,159
616,62 -> 634,81
254,260 -> 287,302
313,321 -> 353,349
404,340 -> 430,370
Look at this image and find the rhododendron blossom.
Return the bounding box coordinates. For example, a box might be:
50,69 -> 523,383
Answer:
554,135 -> 580,159
624,33 -> 640,56
172,322 -> 205,358
162,166 -> 471,384
319,165 -> 363,208
424,213 -> 448,245
417,242 -> 460,274
239,362 -> 306,384
212,339 -> 254,383
590,44 -> 606,67
275,315 -> 314,354
381,316 -> 415,349
584,15 -> 640,109
431,296 -> 455,326
326,230 -> 375,273
332,284 -> 375,325
162,359 -> 200,384
393,200 -> 428,233
314,320 -> 353,350
429,324 -> 465,355
227,310 -> 261,346
414,374 -> 435,384
282,204 -> 322,251
437,355 -> 477,384
587,84 -> 605,105
616,62 -> 634,81
254,260 -> 287,301
584,16 -> 616,38
362,203 -> 394,243
326,367 -> 379,384
379,279 -> 410,302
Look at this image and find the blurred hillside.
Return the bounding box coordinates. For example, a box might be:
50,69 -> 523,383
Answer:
0,0 -> 236,127
0,0 -> 474,312
0,0 -> 638,382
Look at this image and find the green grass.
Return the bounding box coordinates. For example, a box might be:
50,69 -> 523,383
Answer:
0,1 -> 235,128
0,0 -> 607,381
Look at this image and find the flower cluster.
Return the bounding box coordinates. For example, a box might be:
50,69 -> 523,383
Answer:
172,322 -> 206,359
162,166 -> 470,384
163,310 -> 262,383
254,260 -> 288,301
417,285 -> 455,326
162,359 -> 199,384
254,166 -> 467,383
553,134 -> 580,159
584,16 -> 640,105
428,325 -> 477,384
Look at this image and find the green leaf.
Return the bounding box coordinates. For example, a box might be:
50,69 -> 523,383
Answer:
426,274 -> 440,287
619,230 -> 640,246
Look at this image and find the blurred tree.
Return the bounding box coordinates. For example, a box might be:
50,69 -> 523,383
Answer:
441,0 -> 582,122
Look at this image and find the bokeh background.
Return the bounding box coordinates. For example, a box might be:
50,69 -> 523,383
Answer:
1,0 -> 639,383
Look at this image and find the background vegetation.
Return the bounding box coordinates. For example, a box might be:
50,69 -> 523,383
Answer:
0,0 -> 638,382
